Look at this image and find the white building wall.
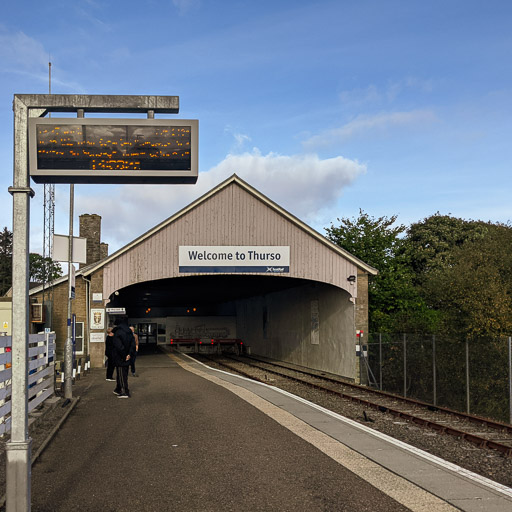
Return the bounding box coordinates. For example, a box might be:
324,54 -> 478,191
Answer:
236,282 -> 356,379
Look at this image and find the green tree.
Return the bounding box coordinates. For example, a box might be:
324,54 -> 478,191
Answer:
0,227 -> 13,295
404,213 -> 489,280
418,222 -> 512,339
29,253 -> 63,284
325,210 -> 437,333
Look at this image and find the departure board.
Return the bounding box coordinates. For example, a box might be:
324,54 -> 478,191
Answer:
29,118 -> 198,184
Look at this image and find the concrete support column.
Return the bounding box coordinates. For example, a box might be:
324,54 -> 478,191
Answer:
7,95 -> 33,512
5,441 -> 32,511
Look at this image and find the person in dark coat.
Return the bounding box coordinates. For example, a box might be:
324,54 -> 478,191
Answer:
111,316 -> 136,398
105,327 -> 115,381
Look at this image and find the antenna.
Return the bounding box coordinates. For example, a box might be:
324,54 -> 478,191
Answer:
42,59 -> 56,329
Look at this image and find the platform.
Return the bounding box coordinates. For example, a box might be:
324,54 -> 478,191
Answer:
29,350 -> 512,511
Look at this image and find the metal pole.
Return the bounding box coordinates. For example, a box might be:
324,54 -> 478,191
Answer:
433,335 -> 437,406
64,109 -> 83,398
403,333 -> 407,398
64,184 -> 74,399
466,339 -> 470,414
508,337 -> 511,425
379,333 -> 382,391
6,96 -> 33,511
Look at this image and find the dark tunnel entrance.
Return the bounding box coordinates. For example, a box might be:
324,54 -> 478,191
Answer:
105,274 -> 355,378
106,274 -> 312,348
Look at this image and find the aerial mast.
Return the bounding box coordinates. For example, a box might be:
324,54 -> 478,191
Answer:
42,60 -> 55,329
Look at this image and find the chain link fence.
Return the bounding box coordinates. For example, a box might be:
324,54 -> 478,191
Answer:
361,333 -> 512,424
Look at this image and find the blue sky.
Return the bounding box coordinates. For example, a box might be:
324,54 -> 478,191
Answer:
1,0 -> 511,254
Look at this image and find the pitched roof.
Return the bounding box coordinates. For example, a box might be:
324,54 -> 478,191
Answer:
30,174 -> 377,296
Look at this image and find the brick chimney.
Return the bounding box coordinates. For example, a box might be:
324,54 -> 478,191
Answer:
79,214 -> 102,267
100,242 -> 109,260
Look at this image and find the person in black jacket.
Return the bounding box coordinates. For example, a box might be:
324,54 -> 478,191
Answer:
105,327 -> 115,381
111,316 -> 136,398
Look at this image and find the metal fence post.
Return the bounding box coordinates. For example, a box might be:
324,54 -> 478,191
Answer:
403,333 -> 407,398
508,337 -> 511,425
432,335 -> 437,407
379,333 -> 383,391
466,339 -> 470,414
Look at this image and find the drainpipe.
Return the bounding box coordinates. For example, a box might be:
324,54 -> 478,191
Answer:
81,274 -> 91,363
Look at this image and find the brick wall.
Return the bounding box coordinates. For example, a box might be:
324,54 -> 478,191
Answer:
31,270 -> 106,367
79,214 -> 101,268
100,242 -> 109,260
355,270 -> 369,335
89,268 -> 106,367
354,270 -> 370,384
30,214 -> 109,368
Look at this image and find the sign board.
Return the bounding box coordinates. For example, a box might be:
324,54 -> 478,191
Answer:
106,307 -> 126,315
29,118 -> 198,184
179,246 -> 290,273
70,264 -> 76,299
90,308 -> 105,330
92,293 -> 103,302
169,316 -> 236,340
90,333 -> 105,343
53,235 -> 87,263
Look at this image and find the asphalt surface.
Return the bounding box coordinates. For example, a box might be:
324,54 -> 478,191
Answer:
29,351 -> 410,512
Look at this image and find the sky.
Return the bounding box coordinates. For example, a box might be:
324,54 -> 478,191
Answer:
1,0 -> 511,255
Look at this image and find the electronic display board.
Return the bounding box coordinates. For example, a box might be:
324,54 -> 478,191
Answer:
28,118 -> 198,184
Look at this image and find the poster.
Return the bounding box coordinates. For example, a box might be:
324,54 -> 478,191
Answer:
90,308 -> 105,330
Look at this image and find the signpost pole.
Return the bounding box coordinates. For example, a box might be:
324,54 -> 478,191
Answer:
64,183 -> 74,399
7,95 -> 33,512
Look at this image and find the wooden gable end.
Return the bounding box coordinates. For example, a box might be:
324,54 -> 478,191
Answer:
102,181 -> 358,299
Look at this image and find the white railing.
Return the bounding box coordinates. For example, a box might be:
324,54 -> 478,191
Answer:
0,332 -> 56,436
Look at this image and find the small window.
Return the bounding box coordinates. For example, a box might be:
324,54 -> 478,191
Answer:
74,322 -> 84,355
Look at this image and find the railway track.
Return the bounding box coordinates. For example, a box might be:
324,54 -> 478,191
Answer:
195,353 -> 512,458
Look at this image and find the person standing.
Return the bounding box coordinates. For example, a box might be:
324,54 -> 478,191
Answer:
112,316 -> 136,398
105,326 -> 115,382
129,325 -> 139,377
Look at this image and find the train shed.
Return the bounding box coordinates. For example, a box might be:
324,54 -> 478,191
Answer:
30,174 -> 377,380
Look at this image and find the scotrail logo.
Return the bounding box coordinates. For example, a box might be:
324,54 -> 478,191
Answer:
266,267 -> 285,273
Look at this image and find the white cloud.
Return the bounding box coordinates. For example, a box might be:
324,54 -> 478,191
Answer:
75,6 -> 111,31
339,78 -> 435,107
303,110 -> 437,150
0,28 -> 48,75
0,28 -> 83,91
172,0 -> 200,15
339,85 -> 382,106
74,150 -> 366,252
224,126 -> 252,151
233,133 -> 251,148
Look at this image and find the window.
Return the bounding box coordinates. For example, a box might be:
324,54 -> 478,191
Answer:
74,322 -> 84,355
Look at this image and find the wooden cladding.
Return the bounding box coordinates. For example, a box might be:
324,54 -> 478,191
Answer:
102,181 -> 359,299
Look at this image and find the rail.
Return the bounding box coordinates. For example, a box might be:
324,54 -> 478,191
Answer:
203,354 -> 512,458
